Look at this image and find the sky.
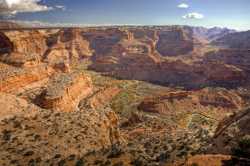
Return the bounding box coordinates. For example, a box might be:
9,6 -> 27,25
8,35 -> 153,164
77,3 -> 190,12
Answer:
0,0 -> 250,30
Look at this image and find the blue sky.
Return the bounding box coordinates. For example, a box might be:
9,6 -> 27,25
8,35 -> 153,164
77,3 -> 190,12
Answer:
1,0 -> 250,30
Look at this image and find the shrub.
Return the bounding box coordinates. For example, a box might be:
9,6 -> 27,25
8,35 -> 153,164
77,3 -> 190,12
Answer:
232,136 -> 250,159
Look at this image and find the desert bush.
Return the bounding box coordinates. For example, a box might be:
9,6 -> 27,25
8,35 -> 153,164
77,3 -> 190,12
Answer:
232,136 -> 250,159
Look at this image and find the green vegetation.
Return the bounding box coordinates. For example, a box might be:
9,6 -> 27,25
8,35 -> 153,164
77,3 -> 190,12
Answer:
232,136 -> 250,159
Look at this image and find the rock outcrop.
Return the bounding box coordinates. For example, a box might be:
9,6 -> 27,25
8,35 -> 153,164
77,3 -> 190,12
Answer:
205,49 -> 250,75
3,30 -> 48,59
0,62 -> 53,93
1,27 -> 247,89
40,71 -> 93,112
0,30 -> 50,68
80,87 -> 121,110
0,31 -> 13,54
90,54 -> 246,89
86,27 -> 246,89
138,88 -> 245,120
0,25 -> 250,165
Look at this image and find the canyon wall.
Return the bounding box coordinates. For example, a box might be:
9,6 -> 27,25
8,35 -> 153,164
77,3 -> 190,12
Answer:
1,26 -> 249,89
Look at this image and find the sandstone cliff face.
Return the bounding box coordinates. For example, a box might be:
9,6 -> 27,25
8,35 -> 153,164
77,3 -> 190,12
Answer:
205,49 -> 250,74
0,62 -> 53,93
40,71 -> 93,112
1,27 -> 247,89
86,27 -> 246,89
0,32 -> 13,54
44,28 -> 93,66
156,28 -> 194,56
0,29 -> 93,68
82,28 -> 127,57
3,30 -> 48,59
90,54 -> 246,89
0,26 -> 250,165
0,30 -> 49,68
201,62 -> 246,87
0,31 -> 123,164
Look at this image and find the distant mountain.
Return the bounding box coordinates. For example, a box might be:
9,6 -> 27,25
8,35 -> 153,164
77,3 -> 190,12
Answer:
191,26 -> 236,43
0,21 -> 22,30
212,30 -> 250,49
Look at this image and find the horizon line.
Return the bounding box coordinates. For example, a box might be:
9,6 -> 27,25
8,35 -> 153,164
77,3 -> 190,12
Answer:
1,20 -> 249,31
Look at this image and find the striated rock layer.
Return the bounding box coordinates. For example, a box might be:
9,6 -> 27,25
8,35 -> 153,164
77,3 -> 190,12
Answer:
40,71 -> 93,112
1,26 -> 248,89
2,30 -> 48,60
0,63 -> 54,93
0,26 -> 250,165
80,86 -> 121,110
44,28 -> 93,66
138,88 -> 245,120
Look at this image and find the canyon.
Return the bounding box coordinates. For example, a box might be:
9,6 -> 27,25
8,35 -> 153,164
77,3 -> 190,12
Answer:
0,23 -> 250,165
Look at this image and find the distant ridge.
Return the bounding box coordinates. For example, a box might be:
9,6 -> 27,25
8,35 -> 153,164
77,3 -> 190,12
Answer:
190,26 -> 236,42
0,21 -> 22,30
212,30 -> 250,49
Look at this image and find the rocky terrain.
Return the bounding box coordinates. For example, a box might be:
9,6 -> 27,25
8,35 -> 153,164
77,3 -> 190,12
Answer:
0,25 -> 250,165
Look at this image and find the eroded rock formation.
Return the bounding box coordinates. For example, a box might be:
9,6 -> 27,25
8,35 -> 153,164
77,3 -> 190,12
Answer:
0,26 -> 250,165
44,28 -> 93,66
3,30 -> 48,60
80,87 -> 121,110
138,88 -> 245,120
39,71 -> 93,112
156,28 -> 194,56
0,62 -> 53,93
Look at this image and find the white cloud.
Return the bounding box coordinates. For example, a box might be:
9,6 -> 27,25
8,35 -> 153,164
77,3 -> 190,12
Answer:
178,3 -> 189,9
0,0 -> 52,16
182,12 -> 204,19
55,5 -> 65,11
